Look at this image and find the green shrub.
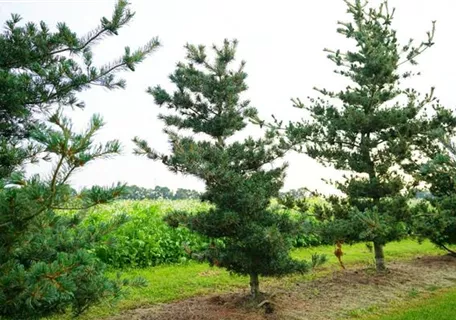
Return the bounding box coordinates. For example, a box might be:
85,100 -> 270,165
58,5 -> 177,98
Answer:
80,200 -> 210,268
293,223 -> 323,247
65,200 -> 325,268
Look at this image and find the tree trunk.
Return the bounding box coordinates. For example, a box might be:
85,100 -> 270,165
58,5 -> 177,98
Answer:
441,244 -> 456,257
249,272 -> 260,298
373,241 -> 386,272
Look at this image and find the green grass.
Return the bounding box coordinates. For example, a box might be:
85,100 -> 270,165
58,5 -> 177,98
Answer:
359,287 -> 456,320
64,239 -> 443,320
291,239 -> 440,267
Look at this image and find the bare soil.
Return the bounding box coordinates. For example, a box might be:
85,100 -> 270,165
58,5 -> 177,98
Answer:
109,255 -> 456,320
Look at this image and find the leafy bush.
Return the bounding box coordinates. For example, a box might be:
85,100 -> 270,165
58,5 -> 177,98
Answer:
275,196 -> 327,248
80,200 -> 211,268
67,199 -> 325,269
293,221 -> 324,247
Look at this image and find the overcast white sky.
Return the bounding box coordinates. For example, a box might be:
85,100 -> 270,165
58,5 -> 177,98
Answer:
1,0 -> 455,193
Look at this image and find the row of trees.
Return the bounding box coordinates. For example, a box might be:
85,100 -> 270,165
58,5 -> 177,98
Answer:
119,185 -> 201,200
1,0 -> 456,318
118,185 -> 309,201
133,0 -> 456,293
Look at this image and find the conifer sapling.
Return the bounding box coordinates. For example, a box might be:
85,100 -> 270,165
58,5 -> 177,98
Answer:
282,0 -> 456,271
134,40 -> 319,297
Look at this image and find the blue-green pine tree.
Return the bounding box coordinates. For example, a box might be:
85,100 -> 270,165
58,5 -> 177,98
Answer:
0,1 -> 158,318
414,135 -> 456,256
283,0 -> 456,271
134,40 -> 312,297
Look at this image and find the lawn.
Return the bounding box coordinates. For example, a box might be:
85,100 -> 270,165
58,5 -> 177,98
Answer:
61,239 -> 444,320
360,287 -> 456,320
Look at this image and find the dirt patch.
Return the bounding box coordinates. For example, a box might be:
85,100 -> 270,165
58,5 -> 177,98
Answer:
109,255 -> 456,320
198,270 -> 222,277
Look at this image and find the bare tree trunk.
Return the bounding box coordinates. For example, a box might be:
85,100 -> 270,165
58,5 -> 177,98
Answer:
249,272 -> 260,298
373,241 -> 386,272
441,244 -> 456,257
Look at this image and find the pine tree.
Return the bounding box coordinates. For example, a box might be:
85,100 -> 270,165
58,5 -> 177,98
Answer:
283,0 -> 456,271
0,0 -> 159,179
0,1 -> 158,318
0,112 -> 147,319
134,40 -> 312,297
414,135 -> 456,256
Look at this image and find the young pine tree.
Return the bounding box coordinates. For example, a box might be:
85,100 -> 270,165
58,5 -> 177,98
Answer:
0,1 -> 158,318
414,135 -> 456,256
0,112 -> 146,319
284,0 -> 456,271
134,40 -> 312,297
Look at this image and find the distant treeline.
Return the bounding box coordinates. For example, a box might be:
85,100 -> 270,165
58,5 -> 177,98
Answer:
78,185 -> 429,201
119,185 -> 312,201
120,185 -> 202,200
